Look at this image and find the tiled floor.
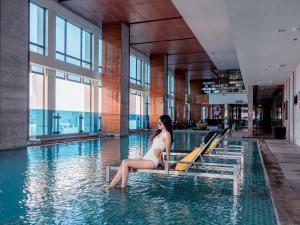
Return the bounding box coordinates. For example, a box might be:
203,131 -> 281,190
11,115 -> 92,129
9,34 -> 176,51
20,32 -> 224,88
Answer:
265,139 -> 300,196
262,139 -> 300,225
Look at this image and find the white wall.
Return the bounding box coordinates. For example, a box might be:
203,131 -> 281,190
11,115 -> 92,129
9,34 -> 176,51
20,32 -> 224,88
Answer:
209,93 -> 248,104
285,62 -> 300,146
294,64 -> 300,146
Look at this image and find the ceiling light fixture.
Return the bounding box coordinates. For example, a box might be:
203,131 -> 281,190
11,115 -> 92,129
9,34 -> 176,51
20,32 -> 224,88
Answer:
278,29 -> 285,32
292,26 -> 300,32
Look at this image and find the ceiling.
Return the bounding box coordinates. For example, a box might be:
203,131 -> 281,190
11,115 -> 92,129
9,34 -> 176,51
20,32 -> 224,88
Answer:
172,0 -> 300,86
171,0 -> 239,71
58,0 -> 216,80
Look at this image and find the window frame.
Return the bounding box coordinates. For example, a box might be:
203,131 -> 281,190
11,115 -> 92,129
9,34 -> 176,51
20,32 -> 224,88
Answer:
56,16 -> 93,70
29,1 -> 47,55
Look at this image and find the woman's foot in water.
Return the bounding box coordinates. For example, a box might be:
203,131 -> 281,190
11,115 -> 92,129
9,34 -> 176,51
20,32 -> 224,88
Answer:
119,186 -> 126,192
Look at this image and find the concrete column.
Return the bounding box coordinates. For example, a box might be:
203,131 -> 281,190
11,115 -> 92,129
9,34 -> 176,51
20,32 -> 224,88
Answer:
174,69 -> 186,122
46,69 -> 56,135
47,9 -> 56,58
0,0 -> 29,149
247,85 -> 254,136
91,80 -> 99,132
149,54 -> 168,128
101,23 -> 129,135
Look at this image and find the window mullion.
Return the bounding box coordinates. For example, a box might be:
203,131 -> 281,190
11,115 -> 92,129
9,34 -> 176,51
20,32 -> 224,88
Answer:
64,19 -> 67,61
80,28 -> 83,67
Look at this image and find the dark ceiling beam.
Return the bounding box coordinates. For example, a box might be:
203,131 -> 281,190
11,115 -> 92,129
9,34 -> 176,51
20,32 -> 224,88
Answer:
130,37 -> 195,45
167,51 -> 206,55
168,61 -> 212,65
129,16 -> 182,25
185,69 -> 212,71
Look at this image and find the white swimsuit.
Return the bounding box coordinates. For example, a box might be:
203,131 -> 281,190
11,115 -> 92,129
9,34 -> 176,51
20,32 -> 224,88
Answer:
143,134 -> 166,167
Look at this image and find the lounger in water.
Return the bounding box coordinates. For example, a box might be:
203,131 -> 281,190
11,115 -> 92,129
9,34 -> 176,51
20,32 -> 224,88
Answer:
175,132 -> 218,171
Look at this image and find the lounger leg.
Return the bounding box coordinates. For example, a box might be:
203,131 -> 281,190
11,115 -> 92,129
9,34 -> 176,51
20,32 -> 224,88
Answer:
106,166 -> 110,183
164,161 -> 169,174
233,166 -> 239,196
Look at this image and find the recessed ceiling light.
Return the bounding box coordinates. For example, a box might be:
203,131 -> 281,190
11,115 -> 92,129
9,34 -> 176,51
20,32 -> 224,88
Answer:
292,26 -> 300,32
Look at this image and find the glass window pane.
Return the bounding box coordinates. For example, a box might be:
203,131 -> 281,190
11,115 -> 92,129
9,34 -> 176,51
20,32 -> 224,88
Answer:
130,56 -> 136,79
82,62 -> 91,69
66,56 -> 81,66
56,71 -> 65,79
66,22 -> 81,58
29,72 -> 45,136
30,3 -> 45,53
82,30 -> 91,63
83,78 -> 91,85
31,64 -> 44,74
30,44 -> 44,55
136,59 -> 141,83
56,17 -> 65,53
56,52 -> 65,61
99,39 -> 102,70
68,74 -> 81,82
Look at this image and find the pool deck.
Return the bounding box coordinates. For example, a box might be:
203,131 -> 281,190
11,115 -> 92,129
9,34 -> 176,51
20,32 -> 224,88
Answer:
259,139 -> 300,225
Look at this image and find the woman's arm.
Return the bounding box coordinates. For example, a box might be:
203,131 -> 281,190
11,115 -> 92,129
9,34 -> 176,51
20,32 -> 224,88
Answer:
164,133 -> 172,166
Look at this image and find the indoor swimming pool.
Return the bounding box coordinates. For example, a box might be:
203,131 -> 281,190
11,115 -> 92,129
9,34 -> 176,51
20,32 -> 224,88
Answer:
0,132 -> 278,224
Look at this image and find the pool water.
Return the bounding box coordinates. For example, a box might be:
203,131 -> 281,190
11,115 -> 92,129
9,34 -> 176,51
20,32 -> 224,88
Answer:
0,132 -> 278,224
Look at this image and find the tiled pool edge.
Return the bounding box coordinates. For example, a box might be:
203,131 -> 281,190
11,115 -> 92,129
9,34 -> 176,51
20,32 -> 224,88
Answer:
257,140 -> 281,225
258,140 -> 300,225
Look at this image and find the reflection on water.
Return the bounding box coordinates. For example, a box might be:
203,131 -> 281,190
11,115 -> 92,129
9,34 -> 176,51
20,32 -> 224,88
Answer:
0,133 -> 277,224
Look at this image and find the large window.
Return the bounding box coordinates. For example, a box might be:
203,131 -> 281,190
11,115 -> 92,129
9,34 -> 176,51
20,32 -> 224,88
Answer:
56,17 -> 92,69
29,64 -> 45,136
168,72 -> 175,120
144,63 -> 151,88
130,56 -> 142,85
129,90 -> 142,129
55,73 -> 92,134
130,55 -> 151,87
30,2 -> 46,55
98,39 -> 103,73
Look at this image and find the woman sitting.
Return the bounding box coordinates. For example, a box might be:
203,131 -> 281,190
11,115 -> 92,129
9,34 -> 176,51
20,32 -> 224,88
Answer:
109,115 -> 173,190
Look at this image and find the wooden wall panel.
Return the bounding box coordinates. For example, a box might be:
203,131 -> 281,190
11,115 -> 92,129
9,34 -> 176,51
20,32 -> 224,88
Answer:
101,23 -> 129,134
150,54 -> 167,128
174,70 -> 186,122
190,79 -> 202,121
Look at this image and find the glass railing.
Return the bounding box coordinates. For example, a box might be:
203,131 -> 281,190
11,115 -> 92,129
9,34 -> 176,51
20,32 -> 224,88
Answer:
29,109 -> 101,136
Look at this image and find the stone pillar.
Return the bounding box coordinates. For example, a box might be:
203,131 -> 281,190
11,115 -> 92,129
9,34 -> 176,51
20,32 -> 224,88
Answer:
247,85 -> 254,136
149,54 -> 168,128
0,0 -> 29,149
101,23 -> 129,135
174,69 -> 186,122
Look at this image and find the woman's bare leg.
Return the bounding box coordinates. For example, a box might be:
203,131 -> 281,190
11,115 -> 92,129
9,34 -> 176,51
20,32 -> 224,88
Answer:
121,159 -> 155,188
109,166 -> 122,188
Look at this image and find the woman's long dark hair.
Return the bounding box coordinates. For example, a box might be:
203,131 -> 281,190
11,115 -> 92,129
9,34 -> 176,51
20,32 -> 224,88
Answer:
151,115 -> 174,143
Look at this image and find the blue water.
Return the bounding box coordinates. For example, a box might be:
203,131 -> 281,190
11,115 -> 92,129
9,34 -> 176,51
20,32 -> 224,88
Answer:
0,132 -> 278,224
